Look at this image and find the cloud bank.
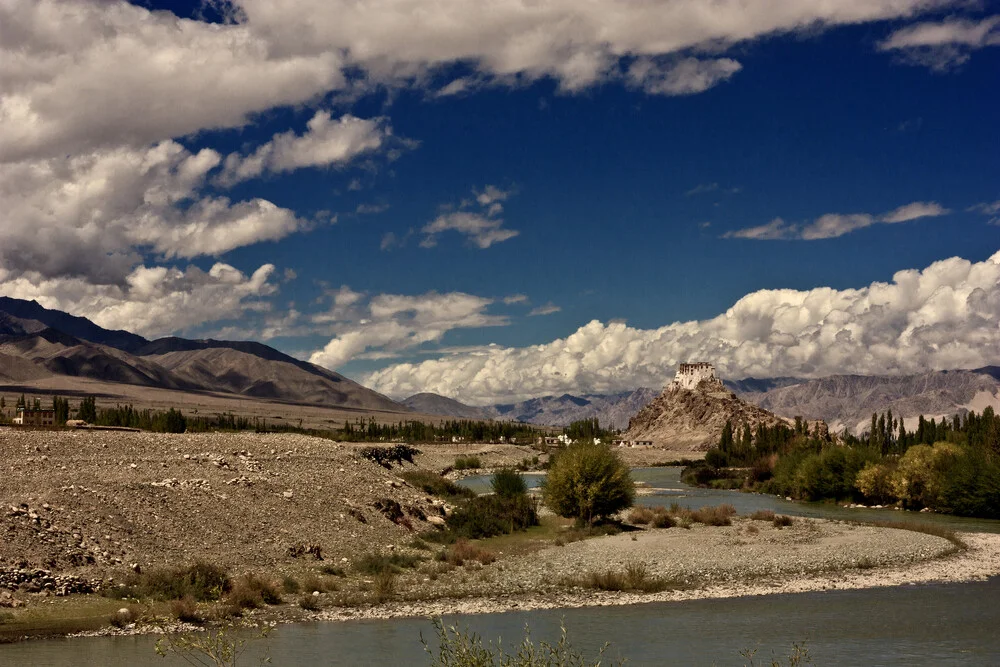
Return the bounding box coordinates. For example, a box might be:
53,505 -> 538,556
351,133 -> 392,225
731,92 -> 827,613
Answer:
360,251 -> 1000,404
0,263 -> 277,339
1,0 -> 963,164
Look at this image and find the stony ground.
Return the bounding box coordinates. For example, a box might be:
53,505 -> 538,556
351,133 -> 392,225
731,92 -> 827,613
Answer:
0,429 -> 538,580
316,519 -> 1000,623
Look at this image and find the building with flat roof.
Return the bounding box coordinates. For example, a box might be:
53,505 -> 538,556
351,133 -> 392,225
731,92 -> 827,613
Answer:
13,407 -> 56,426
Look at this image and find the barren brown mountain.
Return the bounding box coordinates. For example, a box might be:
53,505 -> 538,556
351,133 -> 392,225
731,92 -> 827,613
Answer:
0,297 -> 406,416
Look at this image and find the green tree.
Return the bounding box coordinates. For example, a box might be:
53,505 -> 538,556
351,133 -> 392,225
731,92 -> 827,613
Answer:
543,443 -> 634,523
719,420 -> 734,453
77,396 -> 97,423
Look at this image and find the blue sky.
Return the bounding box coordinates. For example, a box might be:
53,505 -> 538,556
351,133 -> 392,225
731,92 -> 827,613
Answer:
2,1 -> 999,403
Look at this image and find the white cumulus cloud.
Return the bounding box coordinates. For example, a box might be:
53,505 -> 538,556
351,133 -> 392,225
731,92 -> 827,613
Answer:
0,262 -> 278,339
362,251 -> 1000,404
0,141 -> 308,283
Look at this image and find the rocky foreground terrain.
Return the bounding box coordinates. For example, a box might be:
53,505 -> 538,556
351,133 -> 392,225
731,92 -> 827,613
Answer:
0,428 -> 531,580
3,428 -> 999,642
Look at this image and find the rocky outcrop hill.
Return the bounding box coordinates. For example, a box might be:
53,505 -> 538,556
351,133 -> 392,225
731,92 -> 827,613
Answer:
625,378 -> 787,451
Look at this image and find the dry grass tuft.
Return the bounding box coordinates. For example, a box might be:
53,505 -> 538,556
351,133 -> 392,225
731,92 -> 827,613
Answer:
446,539 -> 496,566
169,596 -> 201,624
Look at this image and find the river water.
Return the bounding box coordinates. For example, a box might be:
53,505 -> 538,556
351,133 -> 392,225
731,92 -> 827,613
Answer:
4,468 -> 1000,666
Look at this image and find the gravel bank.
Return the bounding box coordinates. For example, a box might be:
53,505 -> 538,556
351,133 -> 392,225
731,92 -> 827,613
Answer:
316,519 -> 1000,623
0,429 -> 450,576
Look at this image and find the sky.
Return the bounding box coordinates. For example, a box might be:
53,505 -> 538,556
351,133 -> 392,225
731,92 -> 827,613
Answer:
1,0 -> 999,405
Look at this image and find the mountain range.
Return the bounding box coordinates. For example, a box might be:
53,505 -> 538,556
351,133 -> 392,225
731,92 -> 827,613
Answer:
4,295 -> 1000,434
402,373 -> 1000,435
0,297 -> 402,412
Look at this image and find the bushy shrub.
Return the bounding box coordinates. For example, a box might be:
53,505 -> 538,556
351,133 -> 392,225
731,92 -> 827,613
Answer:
454,456 -> 482,470
490,468 -> 528,498
543,443 -> 634,523
281,575 -> 300,594
854,461 -> 895,504
170,596 -> 201,624
689,504 -> 736,526
576,562 -> 672,594
110,562 -> 230,602
360,444 -> 421,468
704,448 -> 729,468
298,594 -> 320,611
354,552 -> 424,575
772,514 -> 793,528
446,539 -> 496,566
401,470 -> 476,500
628,506 -> 655,525
373,571 -> 397,603
891,442 -> 963,509
445,494 -> 538,539
226,574 -> 282,610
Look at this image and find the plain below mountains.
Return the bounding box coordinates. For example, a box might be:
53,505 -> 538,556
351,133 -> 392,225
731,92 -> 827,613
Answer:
0,297 -> 402,412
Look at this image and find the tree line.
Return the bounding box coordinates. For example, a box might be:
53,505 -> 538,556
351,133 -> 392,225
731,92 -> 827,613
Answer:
701,408 -> 1000,519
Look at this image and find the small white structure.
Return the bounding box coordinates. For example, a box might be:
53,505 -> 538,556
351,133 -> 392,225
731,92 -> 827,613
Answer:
668,362 -> 718,391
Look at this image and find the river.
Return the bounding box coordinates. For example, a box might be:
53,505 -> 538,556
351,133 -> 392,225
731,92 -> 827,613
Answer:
4,468 -> 999,665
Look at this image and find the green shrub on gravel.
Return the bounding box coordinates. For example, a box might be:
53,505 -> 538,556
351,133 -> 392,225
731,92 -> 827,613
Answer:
354,552 -> 425,575
226,573 -> 282,610
454,456 -> 482,471
108,561 -> 230,602
543,443 -> 635,523
443,494 -> 538,540
401,470 -> 476,500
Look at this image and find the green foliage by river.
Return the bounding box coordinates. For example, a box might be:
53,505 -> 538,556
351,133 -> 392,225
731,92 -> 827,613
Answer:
692,408 -> 1000,519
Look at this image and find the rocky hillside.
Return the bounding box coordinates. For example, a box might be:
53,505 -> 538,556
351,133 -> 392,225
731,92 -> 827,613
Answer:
625,377 -> 787,451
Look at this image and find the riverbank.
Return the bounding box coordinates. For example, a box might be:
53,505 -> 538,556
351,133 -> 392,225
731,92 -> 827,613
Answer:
54,516 -> 1000,643
3,430 -> 999,644
308,519 -> 1000,624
